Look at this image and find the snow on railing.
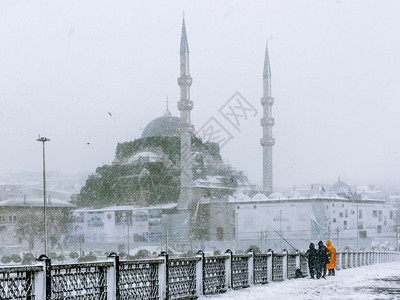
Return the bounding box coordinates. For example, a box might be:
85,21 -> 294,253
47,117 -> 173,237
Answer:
0,250 -> 399,299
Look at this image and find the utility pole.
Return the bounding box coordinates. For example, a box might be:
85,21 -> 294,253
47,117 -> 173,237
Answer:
356,202 -> 359,250
37,135 -> 50,255
396,207 -> 399,251
279,210 -> 282,250
236,212 -> 239,252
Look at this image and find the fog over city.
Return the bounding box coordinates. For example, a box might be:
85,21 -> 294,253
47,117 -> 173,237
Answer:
1,0 -> 399,188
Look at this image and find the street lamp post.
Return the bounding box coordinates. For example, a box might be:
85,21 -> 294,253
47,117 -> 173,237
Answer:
37,135 -> 50,255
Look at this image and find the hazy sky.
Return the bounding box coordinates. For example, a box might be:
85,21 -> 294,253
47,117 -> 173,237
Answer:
1,0 -> 399,188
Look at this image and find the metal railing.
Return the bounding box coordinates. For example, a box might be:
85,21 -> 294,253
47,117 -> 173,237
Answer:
0,249 -> 399,299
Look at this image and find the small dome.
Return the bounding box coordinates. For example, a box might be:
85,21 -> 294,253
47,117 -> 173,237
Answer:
141,115 -> 180,138
252,193 -> 268,201
233,192 -> 251,202
331,179 -> 351,195
269,192 -> 284,200
128,151 -> 161,164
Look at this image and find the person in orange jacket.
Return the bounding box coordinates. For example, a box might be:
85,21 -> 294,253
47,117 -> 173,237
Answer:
326,240 -> 336,276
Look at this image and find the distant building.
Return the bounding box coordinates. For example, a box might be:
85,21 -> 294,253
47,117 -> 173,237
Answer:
230,179 -> 397,251
0,196 -> 75,253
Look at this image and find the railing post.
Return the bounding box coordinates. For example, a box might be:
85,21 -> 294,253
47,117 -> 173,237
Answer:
196,250 -> 204,296
247,249 -> 254,285
295,250 -> 300,270
267,250 -> 273,282
282,249 -> 288,280
159,251 -> 168,300
345,251 -> 349,268
35,255 -> 51,300
106,252 -> 119,300
337,251 -> 342,270
225,249 -> 232,290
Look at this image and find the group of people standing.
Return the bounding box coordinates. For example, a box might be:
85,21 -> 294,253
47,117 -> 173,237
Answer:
305,240 -> 337,279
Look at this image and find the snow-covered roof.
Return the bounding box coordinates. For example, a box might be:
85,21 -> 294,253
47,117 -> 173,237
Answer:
73,203 -> 177,213
0,197 -> 75,208
287,190 -> 301,199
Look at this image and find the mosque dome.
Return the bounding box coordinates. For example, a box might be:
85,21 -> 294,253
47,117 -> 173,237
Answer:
141,115 -> 180,138
252,193 -> 269,201
269,192 -> 285,200
330,179 -> 351,195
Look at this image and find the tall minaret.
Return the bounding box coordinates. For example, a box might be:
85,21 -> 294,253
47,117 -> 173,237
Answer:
260,42 -> 275,194
177,18 -> 194,210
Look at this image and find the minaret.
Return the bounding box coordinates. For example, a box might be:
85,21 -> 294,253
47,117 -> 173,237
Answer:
177,18 -> 194,210
260,42 -> 275,194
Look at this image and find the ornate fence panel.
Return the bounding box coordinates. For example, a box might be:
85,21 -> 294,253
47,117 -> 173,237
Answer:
51,262 -> 111,300
253,254 -> 269,284
231,255 -> 250,289
287,254 -> 297,279
0,266 -> 40,300
272,254 -> 284,281
167,258 -> 198,299
119,259 -> 160,300
203,256 -> 226,295
300,254 -> 308,276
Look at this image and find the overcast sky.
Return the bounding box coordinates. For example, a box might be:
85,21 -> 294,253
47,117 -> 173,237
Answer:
1,0 -> 399,188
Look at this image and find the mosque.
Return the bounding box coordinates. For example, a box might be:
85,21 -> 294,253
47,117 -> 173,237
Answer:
75,19 -> 398,252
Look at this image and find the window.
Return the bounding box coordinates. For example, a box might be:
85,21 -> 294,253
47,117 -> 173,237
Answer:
359,210 -> 362,219
390,211 -> 393,220
377,225 -> 382,233
339,212 -> 343,218
332,203 -> 335,207
333,218 -> 336,223
343,221 -> 347,230
358,222 -> 363,230
373,210 -> 377,218
359,231 -> 367,238
384,216 -> 387,226
378,211 -> 382,222
345,209 -> 348,217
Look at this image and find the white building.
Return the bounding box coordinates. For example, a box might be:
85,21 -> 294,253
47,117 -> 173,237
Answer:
230,179 -> 397,251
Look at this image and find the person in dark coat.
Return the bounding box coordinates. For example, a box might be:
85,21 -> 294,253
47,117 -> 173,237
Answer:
317,240 -> 330,279
305,243 -> 318,279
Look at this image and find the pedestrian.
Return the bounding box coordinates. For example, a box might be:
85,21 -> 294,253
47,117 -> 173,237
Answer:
305,243 -> 318,279
326,240 -> 337,276
317,240 -> 330,279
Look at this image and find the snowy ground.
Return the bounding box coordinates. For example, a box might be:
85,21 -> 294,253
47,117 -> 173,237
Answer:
199,261 -> 400,300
